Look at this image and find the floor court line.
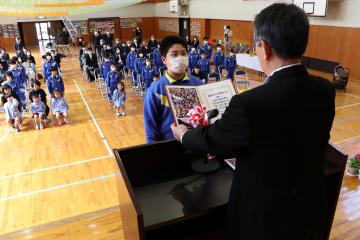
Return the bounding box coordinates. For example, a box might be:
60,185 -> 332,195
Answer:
336,102 -> 360,110
73,79 -> 113,156
339,92 -> 360,99
0,173 -> 116,202
0,122 -> 96,141
333,135 -> 360,145
0,155 -> 111,180
335,115 -> 360,123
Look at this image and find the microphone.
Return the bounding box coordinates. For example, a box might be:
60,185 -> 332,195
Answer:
205,109 -> 219,124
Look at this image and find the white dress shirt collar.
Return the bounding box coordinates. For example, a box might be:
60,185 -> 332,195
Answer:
263,63 -> 302,85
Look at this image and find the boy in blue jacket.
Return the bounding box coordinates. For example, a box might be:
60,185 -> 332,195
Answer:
42,53 -> 60,82
214,44 -> 225,76
106,63 -> 122,100
6,64 -> 27,111
198,37 -> 213,60
188,46 -> 200,71
47,67 -> 65,98
144,36 -> 202,143
100,54 -> 111,80
197,53 -> 210,84
126,47 -> 137,86
225,49 -> 237,80
153,44 -> 165,71
142,58 -> 157,90
134,52 -> 146,87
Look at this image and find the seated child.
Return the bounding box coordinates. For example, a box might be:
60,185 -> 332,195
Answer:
4,93 -> 22,132
112,81 -> 127,117
31,94 -> 46,130
51,89 -> 69,126
29,80 -> 50,120
191,65 -> 207,82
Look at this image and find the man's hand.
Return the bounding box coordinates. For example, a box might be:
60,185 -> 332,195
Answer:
171,123 -> 189,142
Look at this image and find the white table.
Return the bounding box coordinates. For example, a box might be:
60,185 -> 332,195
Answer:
236,53 -> 263,73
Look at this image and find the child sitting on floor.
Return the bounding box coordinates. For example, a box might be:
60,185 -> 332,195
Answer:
4,93 -> 22,132
31,94 -> 46,130
51,89 -> 69,126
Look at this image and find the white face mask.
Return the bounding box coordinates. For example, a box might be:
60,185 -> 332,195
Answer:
168,56 -> 188,74
111,67 -> 116,71
217,48 -> 221,51
139,54 -> 143,58
131,48 -> 135,51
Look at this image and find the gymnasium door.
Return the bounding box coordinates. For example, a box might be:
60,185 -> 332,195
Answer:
19,20 -> 63,47
179,18 -> 190,39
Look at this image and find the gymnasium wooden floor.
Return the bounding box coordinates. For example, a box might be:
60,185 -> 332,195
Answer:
0,47 -> 359,239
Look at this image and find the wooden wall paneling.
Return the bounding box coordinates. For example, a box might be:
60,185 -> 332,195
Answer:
0,37 -> 16,52
20,22 -> 38,47
305,25 -> 360,81
113,17 -> 121,41
118,17 -> 155,43
205,19 -> 211,39
208,19 -> 253,46
139,17 -> 156,42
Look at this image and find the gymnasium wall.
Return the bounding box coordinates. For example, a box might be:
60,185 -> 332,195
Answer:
155,0 -> 360,28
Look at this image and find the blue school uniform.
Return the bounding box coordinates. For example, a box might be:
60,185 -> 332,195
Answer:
142,66 -> 157,89
18,65 -> 27,85
105,71 -> 121,99
47,75 -> 65,95
153,48 -> 164,70
225,55 -> 237,80
198,44 -> 213,60
126,51 -> 137,70
112,89 -> 126,106
188,52 -> 200,71
31,101 -> 46,114
144,71 -> 202,143
197,58 -> 210,83
6,71 -> 26,108
8,69 -> 26,86
134,57 -> 146,75
51,97 -> 69,113
214,50 -> 225,68
101,60 -> 111,79
42,60 -> 60,80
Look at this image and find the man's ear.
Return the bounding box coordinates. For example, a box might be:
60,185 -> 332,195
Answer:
262,40 -> 272,61
162,56 -> 167,66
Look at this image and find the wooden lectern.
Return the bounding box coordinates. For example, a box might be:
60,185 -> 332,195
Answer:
114,141 -> 347,240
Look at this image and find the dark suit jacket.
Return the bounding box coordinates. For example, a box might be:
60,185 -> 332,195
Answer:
148,39 -> 158,50
182,65 -> 335,240
84,54 -> 98,69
